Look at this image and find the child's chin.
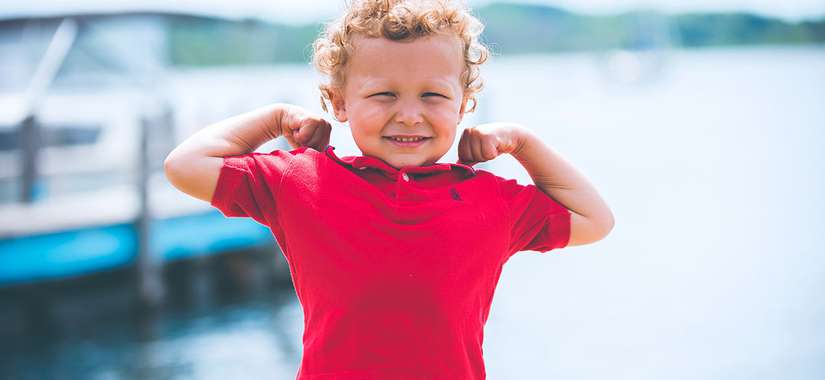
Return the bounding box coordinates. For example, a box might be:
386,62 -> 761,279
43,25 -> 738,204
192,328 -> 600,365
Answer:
388,157 -> 427,169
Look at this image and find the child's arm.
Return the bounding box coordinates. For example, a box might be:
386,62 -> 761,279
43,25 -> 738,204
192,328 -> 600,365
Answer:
458,123 -> 614,247
163,103 -> 331,203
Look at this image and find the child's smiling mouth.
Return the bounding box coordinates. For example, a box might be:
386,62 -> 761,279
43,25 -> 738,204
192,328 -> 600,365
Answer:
383,135 -> 432,147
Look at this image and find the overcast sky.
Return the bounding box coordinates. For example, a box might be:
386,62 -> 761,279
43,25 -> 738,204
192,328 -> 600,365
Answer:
2,0 -> 824,22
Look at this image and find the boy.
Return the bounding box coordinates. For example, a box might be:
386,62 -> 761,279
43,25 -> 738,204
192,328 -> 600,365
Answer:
164,1 -> 614,379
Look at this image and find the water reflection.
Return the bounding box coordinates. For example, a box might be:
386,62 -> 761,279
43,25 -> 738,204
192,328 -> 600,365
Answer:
0,248 -> 303,379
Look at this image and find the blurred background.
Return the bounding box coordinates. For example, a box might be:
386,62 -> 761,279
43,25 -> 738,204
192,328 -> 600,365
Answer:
1,0 -> 823,379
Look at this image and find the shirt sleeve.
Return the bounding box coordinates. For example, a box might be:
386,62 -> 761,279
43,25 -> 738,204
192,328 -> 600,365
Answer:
209,149 -> 294,228
496,175 -> 572,256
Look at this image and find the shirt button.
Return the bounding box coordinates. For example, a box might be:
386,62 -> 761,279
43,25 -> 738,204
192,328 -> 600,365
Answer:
401,173 -> 410,182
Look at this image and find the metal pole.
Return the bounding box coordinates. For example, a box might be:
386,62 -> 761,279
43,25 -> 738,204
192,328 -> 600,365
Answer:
22,18 -> 78,116
135,109 -> 164,308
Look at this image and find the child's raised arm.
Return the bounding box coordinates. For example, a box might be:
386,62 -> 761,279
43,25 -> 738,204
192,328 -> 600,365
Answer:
458,122 -> 615,247
163,103 -> 331,203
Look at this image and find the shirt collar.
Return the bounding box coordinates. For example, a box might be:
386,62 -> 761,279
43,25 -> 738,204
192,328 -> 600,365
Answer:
323,145 -> 476,178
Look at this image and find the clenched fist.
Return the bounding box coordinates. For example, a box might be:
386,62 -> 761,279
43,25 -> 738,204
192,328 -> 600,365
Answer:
278,104 -> 332,152
457,122 -> 526,165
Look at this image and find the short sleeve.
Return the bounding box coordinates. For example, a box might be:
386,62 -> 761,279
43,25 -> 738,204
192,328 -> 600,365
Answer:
496,176 -> 572,256
209,149 -> 294,227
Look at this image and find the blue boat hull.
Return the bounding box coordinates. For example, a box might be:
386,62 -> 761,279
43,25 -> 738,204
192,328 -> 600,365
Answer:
0,211 -> 275,286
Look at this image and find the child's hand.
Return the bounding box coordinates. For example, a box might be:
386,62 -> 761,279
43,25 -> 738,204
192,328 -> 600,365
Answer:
279,104 -> 332,152
457,122 -> 526,165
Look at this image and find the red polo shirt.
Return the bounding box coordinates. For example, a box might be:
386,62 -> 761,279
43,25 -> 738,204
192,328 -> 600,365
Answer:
210,145 -> 571,380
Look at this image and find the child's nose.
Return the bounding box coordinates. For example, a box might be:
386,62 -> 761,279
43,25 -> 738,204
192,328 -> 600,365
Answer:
393,100 -> 425,127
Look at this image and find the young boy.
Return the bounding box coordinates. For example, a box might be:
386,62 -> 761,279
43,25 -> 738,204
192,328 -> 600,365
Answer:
164,1 -> 614,379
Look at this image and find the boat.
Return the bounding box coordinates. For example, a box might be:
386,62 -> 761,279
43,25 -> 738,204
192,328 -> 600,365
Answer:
0,10 -> 294,289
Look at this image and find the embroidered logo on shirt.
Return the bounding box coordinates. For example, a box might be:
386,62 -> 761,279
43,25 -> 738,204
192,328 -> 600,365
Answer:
450,188 -> 462,201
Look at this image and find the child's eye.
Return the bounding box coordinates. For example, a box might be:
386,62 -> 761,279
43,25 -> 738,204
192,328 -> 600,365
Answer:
423,92 -> 448,99
370,92 -> 395,97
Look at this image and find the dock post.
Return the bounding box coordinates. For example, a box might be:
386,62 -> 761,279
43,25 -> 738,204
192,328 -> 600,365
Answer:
19,115 -> 41,204
17,18 -> 78,204
135,106 -> 165,309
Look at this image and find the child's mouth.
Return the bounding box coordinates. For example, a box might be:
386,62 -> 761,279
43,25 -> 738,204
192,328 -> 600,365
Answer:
383,136 -> 431,147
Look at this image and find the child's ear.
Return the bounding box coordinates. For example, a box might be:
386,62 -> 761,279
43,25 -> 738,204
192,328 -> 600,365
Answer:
328,88 -> 349,123
457,94 -> 470,124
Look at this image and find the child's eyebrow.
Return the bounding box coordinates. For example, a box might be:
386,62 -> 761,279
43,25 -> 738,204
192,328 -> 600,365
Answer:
358,78 -> 458,94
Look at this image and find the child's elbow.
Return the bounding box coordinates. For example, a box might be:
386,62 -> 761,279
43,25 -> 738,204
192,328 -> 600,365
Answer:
568,211 -> 614,247
163,153 -> 181,182
600,211 -> 615,239
163,151 -> 193,193
592,210 -> 615,243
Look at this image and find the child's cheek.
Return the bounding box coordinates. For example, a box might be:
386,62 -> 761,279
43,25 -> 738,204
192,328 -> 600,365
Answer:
431,107 -> 461,130
355,104 -> 389,128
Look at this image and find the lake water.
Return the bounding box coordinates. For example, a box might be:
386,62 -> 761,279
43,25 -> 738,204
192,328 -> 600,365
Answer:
4,45 -> 825,379
478,46 -> 825,380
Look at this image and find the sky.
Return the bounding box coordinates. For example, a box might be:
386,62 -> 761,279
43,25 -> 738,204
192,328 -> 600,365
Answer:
1,0 -> 824,23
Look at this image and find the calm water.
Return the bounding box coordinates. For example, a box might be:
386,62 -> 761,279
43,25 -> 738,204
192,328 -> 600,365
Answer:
479,46 -> 825,380
4,46 -> 825,379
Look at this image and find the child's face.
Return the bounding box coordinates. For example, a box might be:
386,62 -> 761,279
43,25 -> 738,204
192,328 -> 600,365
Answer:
329,33 -> 469,168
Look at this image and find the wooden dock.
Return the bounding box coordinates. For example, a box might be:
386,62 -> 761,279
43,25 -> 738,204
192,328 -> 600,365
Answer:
0,173 -> 277,286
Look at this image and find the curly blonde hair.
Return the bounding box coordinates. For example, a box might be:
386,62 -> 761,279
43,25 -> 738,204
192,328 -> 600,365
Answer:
311,0 -> 489,115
